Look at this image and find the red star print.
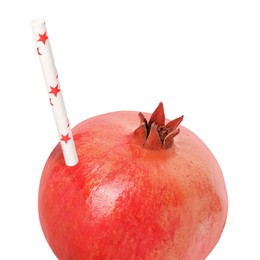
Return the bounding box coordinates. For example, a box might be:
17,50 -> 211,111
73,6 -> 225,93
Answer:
49,98 -> 54,106
49,84 -> 60,97
37,47 -> 42,55
61,133 -> 71,144
37,32 -> 48,45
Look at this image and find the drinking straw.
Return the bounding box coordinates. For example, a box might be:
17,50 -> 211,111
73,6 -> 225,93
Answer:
31,18 -> 78,166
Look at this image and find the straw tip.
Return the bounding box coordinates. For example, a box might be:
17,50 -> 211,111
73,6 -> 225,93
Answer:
31,18 -> 45,26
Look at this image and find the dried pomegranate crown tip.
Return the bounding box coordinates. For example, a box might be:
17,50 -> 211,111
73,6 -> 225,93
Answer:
134,102 -> 184,150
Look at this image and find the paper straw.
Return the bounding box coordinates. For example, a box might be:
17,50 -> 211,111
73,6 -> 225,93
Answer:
31,18 -> 78,166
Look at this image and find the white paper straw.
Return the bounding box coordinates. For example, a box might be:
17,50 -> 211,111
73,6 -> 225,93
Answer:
31,18 -> 78,166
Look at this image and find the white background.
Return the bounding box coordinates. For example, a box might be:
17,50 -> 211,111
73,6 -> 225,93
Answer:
0,0 -> 259,259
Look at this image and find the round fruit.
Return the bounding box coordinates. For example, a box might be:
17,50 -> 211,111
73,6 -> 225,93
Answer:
39,103 -> 228,260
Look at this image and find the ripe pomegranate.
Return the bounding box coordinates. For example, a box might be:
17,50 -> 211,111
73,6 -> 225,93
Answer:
39,103 -> 228,260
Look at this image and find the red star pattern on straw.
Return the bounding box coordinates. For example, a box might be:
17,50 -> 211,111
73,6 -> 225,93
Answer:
49,84 -> 61,97
32,19 -> 78,166
49,98 -> 54,106
37,47 -> 42,55
61,133 -> 71,144
37,32 -> 48,45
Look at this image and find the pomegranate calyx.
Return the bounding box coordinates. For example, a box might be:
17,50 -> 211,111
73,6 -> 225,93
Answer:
134,102 -> 184,150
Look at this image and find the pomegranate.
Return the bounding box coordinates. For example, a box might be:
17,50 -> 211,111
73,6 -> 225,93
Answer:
39,103 -> 228,260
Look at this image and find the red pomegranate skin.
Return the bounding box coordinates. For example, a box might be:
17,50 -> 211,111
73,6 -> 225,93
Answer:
39,108 -> 228,260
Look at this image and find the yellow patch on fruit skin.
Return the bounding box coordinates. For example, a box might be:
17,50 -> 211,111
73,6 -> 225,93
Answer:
87,180 -> 133,220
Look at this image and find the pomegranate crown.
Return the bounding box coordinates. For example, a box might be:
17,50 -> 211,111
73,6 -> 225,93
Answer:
134,102 -> 183,150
